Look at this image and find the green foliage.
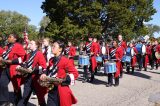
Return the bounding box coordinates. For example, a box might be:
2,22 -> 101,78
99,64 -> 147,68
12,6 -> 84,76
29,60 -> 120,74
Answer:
0,10 -> 37,39
41,0 -> 103,43
0,10 -> 30,35
0,10 -> 38,42
41,0 -> 156,42
146,24 -> 160,37
102,0 -> 156,40
39,16 -> 50,29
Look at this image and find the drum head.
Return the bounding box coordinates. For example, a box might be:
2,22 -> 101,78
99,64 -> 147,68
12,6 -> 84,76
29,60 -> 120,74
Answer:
142,45 -> 146,54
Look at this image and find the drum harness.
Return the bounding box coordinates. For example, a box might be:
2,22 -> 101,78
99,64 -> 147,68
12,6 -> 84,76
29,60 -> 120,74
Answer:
1,44 -> 14,68
2,44 -> 14,60
17,50 -> 38,76
86,41 -> 93,54
110,47 -> 121,62
65,47 -> 70,55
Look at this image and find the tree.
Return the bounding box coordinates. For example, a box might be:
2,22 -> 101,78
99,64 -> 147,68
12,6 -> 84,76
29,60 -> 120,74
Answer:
102,0 -> 156,40
39,16 -> 50,38
41,0 -> 156,41
146,24 -> 160,37
0,10 -> 38,42
0,10 -> 29,35
39,16 -> 50,29
41,0 -> 104,43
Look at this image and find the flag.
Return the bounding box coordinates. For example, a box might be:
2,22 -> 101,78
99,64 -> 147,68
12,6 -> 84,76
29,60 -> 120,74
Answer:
23,30 -> 29,50
24,31 -> 29,44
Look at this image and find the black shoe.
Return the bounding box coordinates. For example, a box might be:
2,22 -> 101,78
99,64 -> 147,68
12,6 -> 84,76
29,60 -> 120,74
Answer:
106,83 -> 112,87
131,67 -> 134,74
150,67 -> 153,70
119,74 -> 123,78
82,79 -> 87,83
89,79 -> 93,83
144,68 -> 147,71
114,84 -> 119,87
131,71 -> 134,74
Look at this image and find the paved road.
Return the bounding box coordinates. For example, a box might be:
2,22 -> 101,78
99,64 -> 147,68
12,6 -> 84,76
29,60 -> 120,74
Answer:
8,66 -> 160,106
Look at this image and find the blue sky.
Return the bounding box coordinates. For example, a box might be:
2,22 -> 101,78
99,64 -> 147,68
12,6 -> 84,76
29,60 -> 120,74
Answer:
0,0 -> 159,36
0,0 -> 45,27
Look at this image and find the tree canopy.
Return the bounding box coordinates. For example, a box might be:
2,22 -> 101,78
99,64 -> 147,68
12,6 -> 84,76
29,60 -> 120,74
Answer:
41,0 -> 156,42
0,10 -> 38,41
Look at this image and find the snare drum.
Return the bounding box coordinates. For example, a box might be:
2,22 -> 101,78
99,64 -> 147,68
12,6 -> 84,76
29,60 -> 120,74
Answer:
78,55 -> 90,65
96,56 -> 102,62
122,55 -> 131,63
104,62 -> 116,73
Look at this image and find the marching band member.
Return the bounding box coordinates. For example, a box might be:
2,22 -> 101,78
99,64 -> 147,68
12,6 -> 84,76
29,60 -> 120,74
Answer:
118,34 -> 127,50
126,42 -> 138,74
40,40 -> 79,106
90,37 -> 100,81
146,42 -> 152,68
151,40 -> 160,70
82,37 -> 93,83
101,42 -> 107,65
118,34 -> 127,77
64,41 -> 76,66
0,33 -> 26,105
17,40 -> 47,106
107,40 -> 123,87
136,40 -> 147,71
143,41 -> 149,71
42,38 -> 53,66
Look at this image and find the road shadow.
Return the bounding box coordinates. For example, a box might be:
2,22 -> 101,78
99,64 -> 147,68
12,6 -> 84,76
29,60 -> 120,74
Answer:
91,78 -> 107,85
146,70 -> 160,75
127,71 -> 151,79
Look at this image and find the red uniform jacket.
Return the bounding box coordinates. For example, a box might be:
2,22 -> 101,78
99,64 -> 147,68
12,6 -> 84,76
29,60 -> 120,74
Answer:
90,42 -> 100,71
156,44 -> 160,53
48,56 -> 79,106
119,41 -> 127,51
0,47 -> 4,74
156,44 -> 160,63
144,45 -> 149,67
69,46 -> 76,65
4,43 -> 26,90
68,46 -> 76,57
0,47 -> 3,56
65,46 -> 76,65
146,45 -> 152,56
91,42 -> 101,55
26,50 -> 47,104
131,47 -> 138,67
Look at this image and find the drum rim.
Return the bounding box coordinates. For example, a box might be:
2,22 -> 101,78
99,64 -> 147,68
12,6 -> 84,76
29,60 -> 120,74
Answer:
79,55 -> 89,57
